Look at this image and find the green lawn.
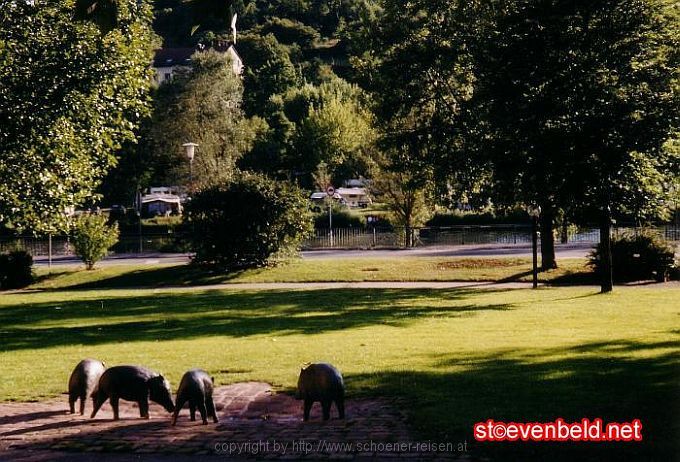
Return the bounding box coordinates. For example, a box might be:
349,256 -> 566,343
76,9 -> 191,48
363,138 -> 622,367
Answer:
1,285 -> 678,460
32,257 -> 594,290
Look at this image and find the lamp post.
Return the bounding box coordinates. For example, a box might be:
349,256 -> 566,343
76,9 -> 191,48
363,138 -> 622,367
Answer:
182,142 -> 198,190
527,205 -> 541,289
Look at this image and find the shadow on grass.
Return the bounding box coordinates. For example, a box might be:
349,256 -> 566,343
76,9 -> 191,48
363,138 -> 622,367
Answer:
55,265 -> 239,290
0,289 -> 512,351
347,339 -> 680,461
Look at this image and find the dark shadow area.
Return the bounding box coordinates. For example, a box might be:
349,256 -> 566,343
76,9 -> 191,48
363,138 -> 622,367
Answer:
549,271 -> 599,285
0,288 -> 512,351
347,339 -> 680,461
57,265 -> 242,290
1,418 -> 98,438
497,270 -> 533,283
0,410 -> 65,426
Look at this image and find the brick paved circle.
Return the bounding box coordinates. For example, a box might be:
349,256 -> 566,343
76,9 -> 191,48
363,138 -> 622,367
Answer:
0,382 -> 466,460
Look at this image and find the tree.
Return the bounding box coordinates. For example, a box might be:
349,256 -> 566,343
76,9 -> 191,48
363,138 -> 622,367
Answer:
237,33 -> 299,117
351,0 -> 481,205
0,0 -> 156,232
467,0 -> 679,290
292,94 -> 376,187
72,214 -> 120,270
255,17 -> 320,48
185,173 -> 313,269
239,76 -> 378,186
372,152 -> 432,248
150,50 -> 262,190
358,0 -> 679,291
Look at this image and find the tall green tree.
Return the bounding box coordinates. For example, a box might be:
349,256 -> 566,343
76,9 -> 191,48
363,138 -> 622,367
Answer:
351,0 -> 480,200
358,0 -> 679,290
237,33 -> 300,116
150,50 -> 263,190
0,0 -> 156,232
468,0 -> 679,290
240,76 -> 377,187
291,89 -> 377,187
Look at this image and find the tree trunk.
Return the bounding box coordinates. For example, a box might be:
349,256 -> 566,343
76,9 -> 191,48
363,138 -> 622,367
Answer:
600,206 -> 614,293
540,208 -> 557,270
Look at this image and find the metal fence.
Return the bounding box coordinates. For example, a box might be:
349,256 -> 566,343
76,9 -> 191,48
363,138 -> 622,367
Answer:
302,225 -> 679,250
1,225 -> 678,255
0,233 -> 185,257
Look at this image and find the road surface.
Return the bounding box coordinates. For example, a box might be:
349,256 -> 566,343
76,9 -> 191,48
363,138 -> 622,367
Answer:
32,242 -> 596,267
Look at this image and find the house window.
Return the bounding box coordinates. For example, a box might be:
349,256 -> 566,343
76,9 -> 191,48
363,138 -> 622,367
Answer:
164,73 -> 172,82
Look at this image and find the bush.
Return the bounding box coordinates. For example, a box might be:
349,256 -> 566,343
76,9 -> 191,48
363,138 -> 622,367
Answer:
426,209 -> 529,226
0,250 -> 34,289
314,209 -> 364,229
186,174 -> 314,269
72,214 -> 120,270
589,230 -> 677,282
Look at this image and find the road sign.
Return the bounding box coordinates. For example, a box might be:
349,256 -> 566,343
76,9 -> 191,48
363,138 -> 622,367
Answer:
326,185 -> 335,197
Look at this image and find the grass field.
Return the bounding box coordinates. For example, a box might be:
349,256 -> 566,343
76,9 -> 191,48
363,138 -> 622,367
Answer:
32,257 -> 594,290
1,284 -> 678,460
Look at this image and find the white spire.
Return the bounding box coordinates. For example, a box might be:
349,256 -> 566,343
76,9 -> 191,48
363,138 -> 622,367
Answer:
231,13 -> 238,44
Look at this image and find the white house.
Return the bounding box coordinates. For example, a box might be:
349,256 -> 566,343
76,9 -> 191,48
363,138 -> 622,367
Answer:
336,187 -> 372,208
152,43 -> 243,86
141,187 -> 183,216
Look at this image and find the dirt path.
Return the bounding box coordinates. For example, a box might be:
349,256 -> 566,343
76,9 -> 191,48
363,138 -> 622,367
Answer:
0,382 -> 465,461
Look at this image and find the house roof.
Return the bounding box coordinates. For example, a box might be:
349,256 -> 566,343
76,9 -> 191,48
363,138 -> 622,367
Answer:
141,193 -> 181,204
153,43 -> 240,68
153,48 -> 195,67
336,187 -> 369,196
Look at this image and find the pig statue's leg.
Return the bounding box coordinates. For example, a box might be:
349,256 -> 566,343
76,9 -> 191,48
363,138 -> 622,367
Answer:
197,399 -> 208,425
335,397 -> 345,419
138,396 -> 149,419
189,402 -> 196,421
303,399 -> 313,422
110,395 -> 120,420
321,400 -> 332,421
207,397 -> 219,423
79,393 -> 87,415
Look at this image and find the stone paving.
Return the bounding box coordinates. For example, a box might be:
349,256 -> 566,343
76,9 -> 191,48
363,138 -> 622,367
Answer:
0,382 -> 468,460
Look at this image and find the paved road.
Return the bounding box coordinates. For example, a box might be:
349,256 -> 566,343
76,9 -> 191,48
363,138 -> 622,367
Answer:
33,243 -> 596,267
302,242 -> 595,259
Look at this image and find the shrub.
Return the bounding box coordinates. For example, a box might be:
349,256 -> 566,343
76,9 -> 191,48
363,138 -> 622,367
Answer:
185,174 -> 314,269
314,208 -> 364,229
0,250 -> 34,289
589,230 -> 677,282
72,214 -> 120,270
426,209 -> 529,226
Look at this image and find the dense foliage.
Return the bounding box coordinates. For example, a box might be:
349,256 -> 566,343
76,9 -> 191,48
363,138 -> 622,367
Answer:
0,250 -> 33,290
589,230 -> 677,282
0,0 -> 157,232
357,0 -> 679,282
72,214 -> 120,270
150,50 -> 261,188
185,174 -> 313,269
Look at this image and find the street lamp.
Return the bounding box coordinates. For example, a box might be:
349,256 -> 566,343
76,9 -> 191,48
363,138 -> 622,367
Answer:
527,205 -> 541,289
182,142 -> 198,188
